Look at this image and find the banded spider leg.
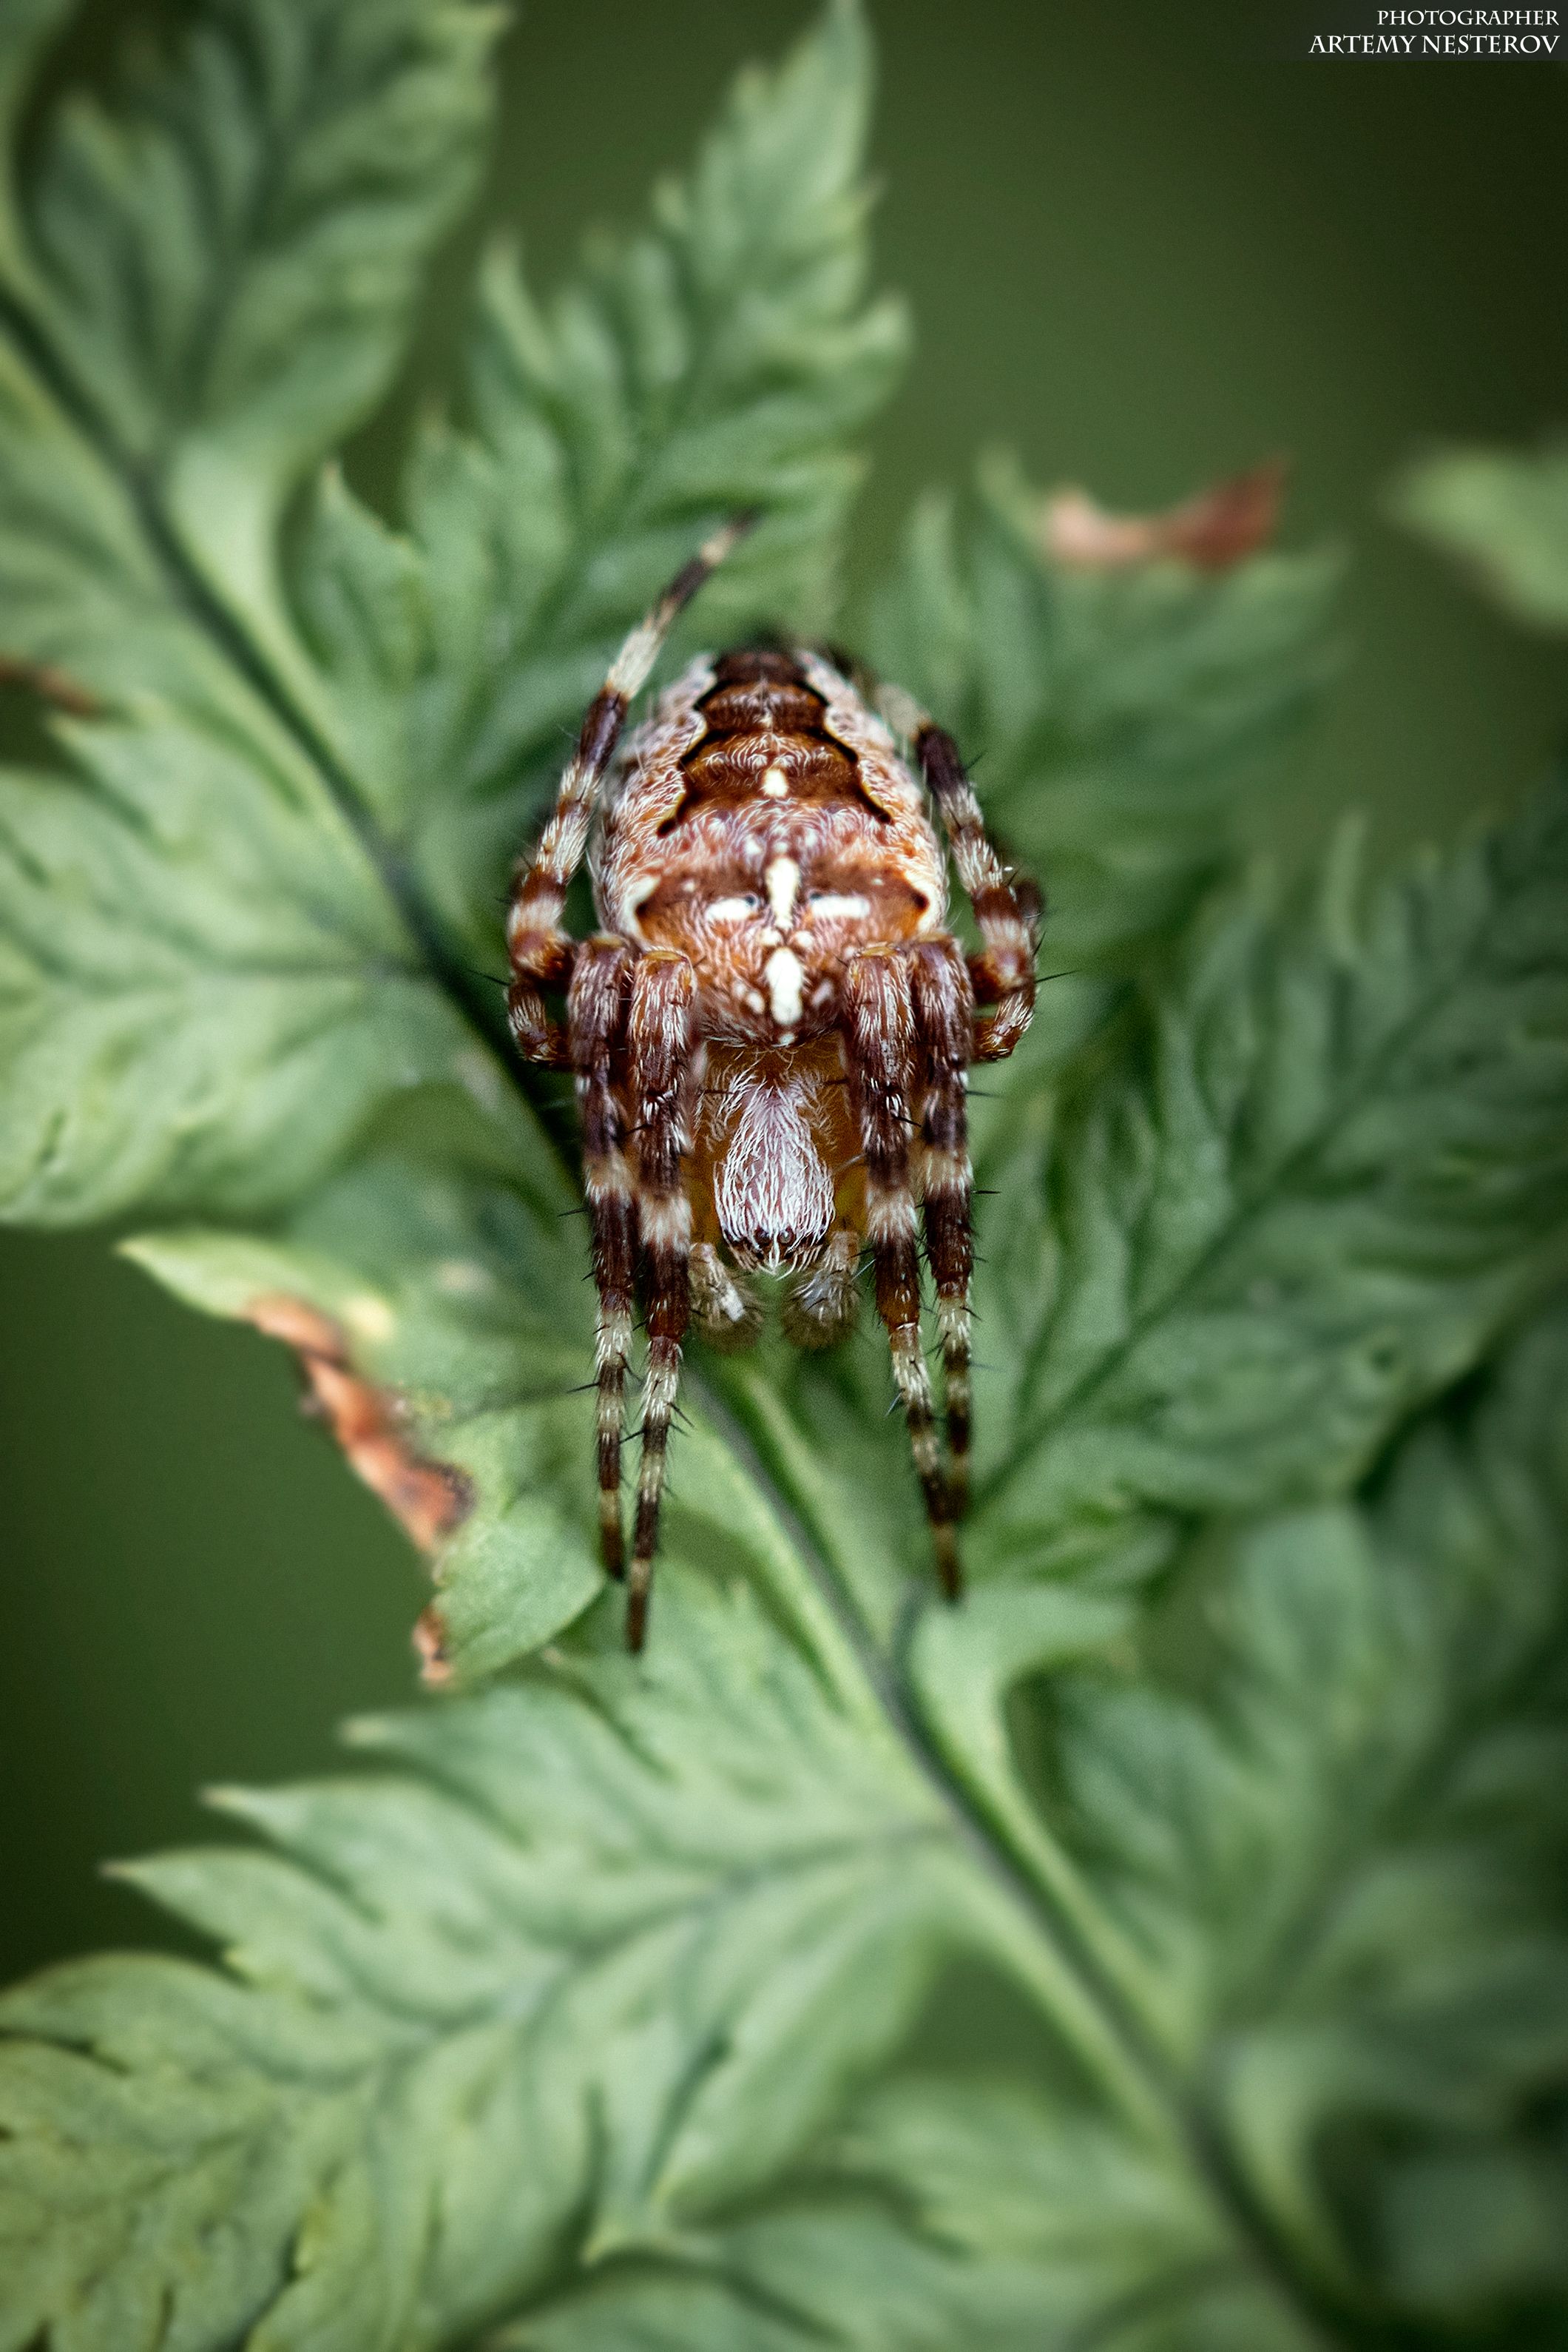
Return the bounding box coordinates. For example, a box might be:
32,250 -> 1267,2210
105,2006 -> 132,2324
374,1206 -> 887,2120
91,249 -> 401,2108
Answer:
869,689 -> 1043,1529
505,517 -> 754,1636
842,946 -> 963,1599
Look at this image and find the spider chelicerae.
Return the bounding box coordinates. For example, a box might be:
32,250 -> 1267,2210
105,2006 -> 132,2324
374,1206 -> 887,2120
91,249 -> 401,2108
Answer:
507,519 -> 1041,1648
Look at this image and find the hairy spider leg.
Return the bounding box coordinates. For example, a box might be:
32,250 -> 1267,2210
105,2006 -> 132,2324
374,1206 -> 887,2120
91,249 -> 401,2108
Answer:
505,513 -> 756,1067
844,948 -> 962,1600
916,720 -> 1041,1062
909,938 -> 976,1516
567,938 -> 637,1579
626,949 -> 698,1651
878,687 -> 1042,1065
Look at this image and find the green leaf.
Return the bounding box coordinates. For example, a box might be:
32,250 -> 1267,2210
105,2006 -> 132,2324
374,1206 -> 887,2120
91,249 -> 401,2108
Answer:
502,2079 -> 1317,2352
125,1154 -> 609,1679
0,0 -> 521,1224
1038,1304 -> 1568,2323
0,3 -> 905,1228
390,0 -> 908,932
0,1573 -> 1021,2352
0,0 -> 495,721
0,706 -> 510,1224
1391,436 -> 1568,633
867,452 -> 1339,976
291,465 -> 435,815
7,1 -> 1568,2339
979,781 -> 1568,1566
0,1 -> 72,254
6,0 -> 500,600
493,1307 -> 1568,2348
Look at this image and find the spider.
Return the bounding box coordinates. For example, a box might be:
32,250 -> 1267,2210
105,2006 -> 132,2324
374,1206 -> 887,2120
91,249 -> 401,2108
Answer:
506,519 -> 1041,1648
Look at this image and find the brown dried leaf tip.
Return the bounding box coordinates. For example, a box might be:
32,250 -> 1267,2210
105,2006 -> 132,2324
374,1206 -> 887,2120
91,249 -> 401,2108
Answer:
1042,458 -> 1289,574
412,1604 -> 455,1690
0,651 -> 104,718
245,1294 -> 472,1554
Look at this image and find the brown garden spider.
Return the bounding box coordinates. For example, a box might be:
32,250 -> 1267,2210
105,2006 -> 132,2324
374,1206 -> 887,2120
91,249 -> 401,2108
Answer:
507,520 -> 1041,1648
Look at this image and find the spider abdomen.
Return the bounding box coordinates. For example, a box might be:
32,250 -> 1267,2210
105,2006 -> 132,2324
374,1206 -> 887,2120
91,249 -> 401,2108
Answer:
710,1067 -> 838,1273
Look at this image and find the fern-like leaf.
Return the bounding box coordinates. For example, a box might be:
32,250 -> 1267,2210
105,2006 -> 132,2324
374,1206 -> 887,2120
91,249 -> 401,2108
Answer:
393,0 -> 909,934
979,783 -> 1568,1568
0,1575 -> 1079,2351
495,1307 -> 1568,2348
4,7 -> 1568,2344
1391,435 -> 1568,634
868,451 -> 1339,977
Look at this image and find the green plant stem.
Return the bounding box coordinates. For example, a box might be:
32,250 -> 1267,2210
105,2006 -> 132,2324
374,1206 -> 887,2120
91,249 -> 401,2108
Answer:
720,1358 -> 1186,2050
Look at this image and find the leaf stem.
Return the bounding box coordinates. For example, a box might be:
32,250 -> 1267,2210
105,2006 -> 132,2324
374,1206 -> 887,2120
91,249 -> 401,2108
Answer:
692,1369 -> 1179,2140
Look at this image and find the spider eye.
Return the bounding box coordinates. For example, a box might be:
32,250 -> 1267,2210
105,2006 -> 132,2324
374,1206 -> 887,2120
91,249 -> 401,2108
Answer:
706,893 -> 762,922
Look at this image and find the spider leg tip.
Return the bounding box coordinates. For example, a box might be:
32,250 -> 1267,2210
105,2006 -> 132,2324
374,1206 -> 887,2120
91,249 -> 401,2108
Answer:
933,1524 -> 964,1603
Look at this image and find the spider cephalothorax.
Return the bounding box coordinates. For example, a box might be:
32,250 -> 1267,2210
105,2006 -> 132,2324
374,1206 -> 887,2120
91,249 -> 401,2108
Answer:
507,522 -> 1041,1647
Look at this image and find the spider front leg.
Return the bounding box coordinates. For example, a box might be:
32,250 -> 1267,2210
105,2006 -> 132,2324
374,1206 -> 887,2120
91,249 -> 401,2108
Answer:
915,721 -> 1041,1062
626,948 -> 698,1650
506,513 -> 756,1066
843,948 -> 962,1601
880,687 -> 1043,1066
567,938 -> 637,1580
909,938 -> 976,1516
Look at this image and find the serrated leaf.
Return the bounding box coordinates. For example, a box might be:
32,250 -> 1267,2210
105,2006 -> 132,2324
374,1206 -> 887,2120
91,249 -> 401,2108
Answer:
6,1 -> 1568,2340
502,2078 -> 1316,2352
0,1 -> 910,1237
387,0 -> 908,934
0,1575 -> 1016,2352
7,0 -> 499,583
1392,436 -> 1568,633
0,0 -> 493,713
1040,1304 -> 1568,2325
499,1307 -> 1568,2347
0,709 -> 519,1222
0,0 -> 519,1223
867,451 -> 1339,977
125,1155 -> 609,1677
979,782 -> 1568,1563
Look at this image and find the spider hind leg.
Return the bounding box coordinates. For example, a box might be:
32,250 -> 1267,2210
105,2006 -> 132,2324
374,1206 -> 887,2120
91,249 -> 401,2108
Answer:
567,939 -> 637,1580
910,940 -> 976,1518
626,950 -> 698,1651
844,948 -> 962,1602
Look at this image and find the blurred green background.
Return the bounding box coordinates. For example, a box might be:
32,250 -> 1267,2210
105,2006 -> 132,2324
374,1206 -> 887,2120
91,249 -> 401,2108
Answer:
3,0 -> 1564,1985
